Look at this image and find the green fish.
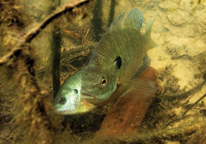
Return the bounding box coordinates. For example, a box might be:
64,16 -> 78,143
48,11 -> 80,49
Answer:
53,70 -> 95,115
80,8 -> 157,104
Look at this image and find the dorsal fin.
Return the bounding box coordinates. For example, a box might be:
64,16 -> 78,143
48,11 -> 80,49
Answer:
124,8 -> 143,30
107,8 -> 143,34
145,11 -> 157,34
145,11 -> 158,48
145,20 -> 153,33
106,12 -> 125,33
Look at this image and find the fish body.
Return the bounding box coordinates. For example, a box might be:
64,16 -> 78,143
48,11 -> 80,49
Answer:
80,8 -> 157,104
53,70 -> 95,115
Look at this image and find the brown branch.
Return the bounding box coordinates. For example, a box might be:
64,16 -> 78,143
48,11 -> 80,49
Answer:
24,0 -> 91,43
0,0 -> 92,66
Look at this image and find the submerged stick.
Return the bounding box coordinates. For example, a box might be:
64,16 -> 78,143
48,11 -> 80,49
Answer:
52,27 -> 61,98
92,0 -> 103,41
183,92 -> 206,116
108,0 -> 116,27
165,79 -> 206,101
50,0 -> 61,98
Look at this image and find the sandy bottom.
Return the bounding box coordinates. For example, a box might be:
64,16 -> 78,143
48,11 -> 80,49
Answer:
146,0 -> 206,103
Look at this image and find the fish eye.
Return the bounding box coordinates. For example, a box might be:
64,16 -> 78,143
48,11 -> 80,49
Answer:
58,97 -> 66,105
73,89 -> 78,94
99,76 -> 107,87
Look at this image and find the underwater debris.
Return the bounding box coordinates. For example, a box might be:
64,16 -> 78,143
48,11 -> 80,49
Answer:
0,0 -> 92,66
91,0 -> 103,41
163,73 -> 206,128
167,11 -> 186,26
60,44 -> 95,71
158,2 -> 179,11
186,126 -> 206,144
165,74 -> 206,101
0,1 -> 94,144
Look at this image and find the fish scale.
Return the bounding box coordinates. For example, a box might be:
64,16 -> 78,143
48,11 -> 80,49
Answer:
90,29 -> 147,84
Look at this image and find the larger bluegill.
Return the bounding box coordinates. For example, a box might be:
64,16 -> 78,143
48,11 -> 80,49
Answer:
81,8 -> 157,104
53,70 -> 95,115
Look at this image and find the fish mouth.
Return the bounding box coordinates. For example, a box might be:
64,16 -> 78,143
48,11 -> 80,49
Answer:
81,93 -> 95,100
56,109 -> 76,115
53,107 -> 74,115
53,107 -> 66,114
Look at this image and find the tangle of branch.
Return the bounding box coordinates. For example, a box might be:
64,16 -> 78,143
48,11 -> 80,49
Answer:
0,0 -> 92,66
0,1 -> 93,144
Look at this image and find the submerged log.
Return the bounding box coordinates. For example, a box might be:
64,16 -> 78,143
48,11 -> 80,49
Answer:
96,67 -> 157,138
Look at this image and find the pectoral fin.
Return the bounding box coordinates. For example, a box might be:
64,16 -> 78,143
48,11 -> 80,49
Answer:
121,78 -> 156,98
133,54 -> 151,78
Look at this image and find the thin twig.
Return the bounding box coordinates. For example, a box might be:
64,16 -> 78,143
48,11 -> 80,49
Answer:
183,93 -> 206,116
165,79 -> 206,101
68,64 -> 79,71
163,74 -> 206,128
0,0 -> 92,66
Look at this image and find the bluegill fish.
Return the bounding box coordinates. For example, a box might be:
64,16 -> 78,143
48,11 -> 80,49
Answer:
53,71 -> 95,115
81,8 -> 157,104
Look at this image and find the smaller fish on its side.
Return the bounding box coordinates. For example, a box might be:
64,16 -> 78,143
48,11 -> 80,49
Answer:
53,70 -> 95,115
